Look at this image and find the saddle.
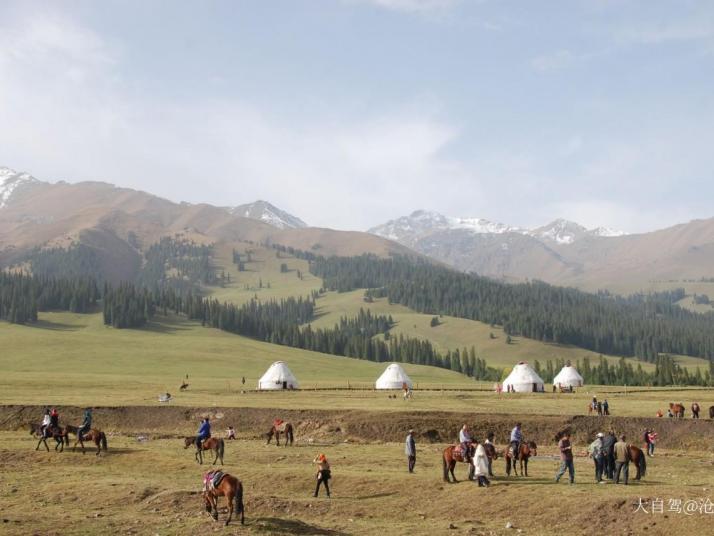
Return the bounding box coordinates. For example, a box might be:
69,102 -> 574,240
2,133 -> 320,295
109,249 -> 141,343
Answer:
274,420 -> 286,432
203,471 -> 226,491
455,443 -> 473,459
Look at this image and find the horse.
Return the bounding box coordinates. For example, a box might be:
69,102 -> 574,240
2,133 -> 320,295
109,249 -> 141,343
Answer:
628,445 -> 647,480
505,441 -> 537,477
202,472 -> 245,526
669,402 -> 685,419
184,436 -> 225,465
29,424 -> 66,452
266,422 -> 294,447
70,428 -> 108,455
442,443 -> 474,483
483,442 -> 498,477
691,402 -> 700,419
709,406 -> 714,419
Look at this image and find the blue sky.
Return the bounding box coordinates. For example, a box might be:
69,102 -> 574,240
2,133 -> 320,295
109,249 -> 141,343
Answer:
1,0 -> 713,232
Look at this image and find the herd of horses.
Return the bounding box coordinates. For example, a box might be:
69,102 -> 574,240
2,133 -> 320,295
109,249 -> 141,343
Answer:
667,402 -> 714,419
29,423 -> 108,455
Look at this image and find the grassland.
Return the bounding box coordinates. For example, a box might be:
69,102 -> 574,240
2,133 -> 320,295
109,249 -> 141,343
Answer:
2,433 -> 713,536
0,311 -> 473,407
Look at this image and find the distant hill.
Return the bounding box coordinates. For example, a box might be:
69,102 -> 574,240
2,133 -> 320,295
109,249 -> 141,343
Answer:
0,166 -> 414,283
369,209 -> 714,292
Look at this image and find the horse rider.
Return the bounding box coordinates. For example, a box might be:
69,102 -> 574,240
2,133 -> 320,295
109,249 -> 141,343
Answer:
510,423 -> 522,461
196,417 -> 211,449
41,408 -> 51,437
459,424 -> 472,462
77,408 -> 92,441
50,408 -> 60,430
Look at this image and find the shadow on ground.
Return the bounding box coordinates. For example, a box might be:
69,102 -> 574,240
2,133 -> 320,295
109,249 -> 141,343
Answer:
253,517 -> 350,535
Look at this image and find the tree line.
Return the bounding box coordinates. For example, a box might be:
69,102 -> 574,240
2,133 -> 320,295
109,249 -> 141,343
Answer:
310,255 -> 714,362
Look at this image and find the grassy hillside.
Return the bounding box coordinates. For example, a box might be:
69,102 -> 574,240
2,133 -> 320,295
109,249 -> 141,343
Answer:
0,311 -> 474,406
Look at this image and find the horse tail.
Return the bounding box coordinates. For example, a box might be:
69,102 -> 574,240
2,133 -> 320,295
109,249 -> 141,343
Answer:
288,424 -> 294,445
101,432 -> 108,451
442,451 -> 449,481
639,450 -> 646,477
235,481 -> 245,525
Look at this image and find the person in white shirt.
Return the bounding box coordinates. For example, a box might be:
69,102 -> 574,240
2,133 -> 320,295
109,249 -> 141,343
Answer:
459,424 -> 472,462
472,439 -> 490,487
40,408 -> 51,437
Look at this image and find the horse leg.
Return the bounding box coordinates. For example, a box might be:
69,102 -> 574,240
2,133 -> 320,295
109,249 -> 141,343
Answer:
225,492 -> 234,526
442,457 -> 450,482
523,458 -> 528,477
450,461 -> 458,483
275,431 -> 280,447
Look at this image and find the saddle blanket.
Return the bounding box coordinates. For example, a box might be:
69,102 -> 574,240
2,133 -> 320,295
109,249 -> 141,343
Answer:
203,471 -> 226,491
274,420 -> 287,432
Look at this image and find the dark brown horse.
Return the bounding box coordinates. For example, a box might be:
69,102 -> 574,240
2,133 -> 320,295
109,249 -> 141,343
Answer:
691,402 -> 701,419
483,442 -> 498,477
628,445 -> 647,480
442,443 -> 474,483
184,436 -> 225,465
266,422 -> 294,446
29,424 -> 66,452
505,441 -> 537,476
709,406 -> 714,419
203,472 -> 244,526
70,428 -> 108,455
669,402 -> 685,418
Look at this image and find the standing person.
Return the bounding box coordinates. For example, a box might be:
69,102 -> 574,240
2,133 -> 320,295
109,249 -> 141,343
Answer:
554,432 -> 575,484
196,417 -> 211,449
614,434 -> 630,484
459,424 -> 472,462
313,453 -> 331,498
472,439 -> 490,487
647,430 -> 657,457
509,423 -> 522,462
40,408 -> 51,437
643,429 -> 652,457
692,402 -> 700,419
405,429 -> 416,473
603,399 -> 610,415
601,430 -> 616,480
484,432 -> 496,477
77,408 -> 92,442
588,433 -> 606,483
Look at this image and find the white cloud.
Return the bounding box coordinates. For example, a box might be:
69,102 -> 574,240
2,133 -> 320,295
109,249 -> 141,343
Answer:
530,49 -> 575,72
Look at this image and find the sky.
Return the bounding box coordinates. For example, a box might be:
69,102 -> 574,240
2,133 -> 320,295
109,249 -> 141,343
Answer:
1,0 -> 713,232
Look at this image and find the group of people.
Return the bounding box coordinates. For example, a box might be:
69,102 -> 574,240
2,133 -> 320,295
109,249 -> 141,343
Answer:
590,396 -> 610,415
586,431 -> 637,484
40,407 -> 93,441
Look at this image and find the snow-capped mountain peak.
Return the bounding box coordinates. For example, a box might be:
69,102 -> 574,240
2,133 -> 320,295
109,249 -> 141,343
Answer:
229,200 -> 307,229
528,219 -> 589,245
0,167 -> 38,208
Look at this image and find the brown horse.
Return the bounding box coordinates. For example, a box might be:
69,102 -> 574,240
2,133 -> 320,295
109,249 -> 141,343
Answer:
691,402 -> 701,419
709,406 -> 714,419
266,422 -> 294,446
184,436 -> 225,465
442,443 -> 474,483
628,445 -> 647,480
669,402 -> 685,418
70,428 -> 108,455
505,441 -> 537,476
29,424 -> 66,452
202,472 -> 245,526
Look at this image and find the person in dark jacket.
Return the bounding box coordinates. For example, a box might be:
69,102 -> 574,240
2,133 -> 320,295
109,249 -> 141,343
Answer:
601,430 -> 616,479
78,408 -> 92,441
405,430 -> 416,473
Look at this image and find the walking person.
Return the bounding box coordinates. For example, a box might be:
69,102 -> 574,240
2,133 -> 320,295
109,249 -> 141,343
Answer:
472,439 -> 490,487
647,429 -> 657,457
554,432 -> 575,484
405,429 -> 416,473
614,434 -> 630,485
602,399 -> 610,415
602,430 -> 616,479
588,433 -> 606,483
313,453 -> 331,498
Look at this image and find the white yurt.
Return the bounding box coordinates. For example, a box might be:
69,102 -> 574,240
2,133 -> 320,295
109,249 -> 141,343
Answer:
257,361 -> 299,390
502,361 -> 545,393
552,364 -> 584,389
375,363 -> 413,390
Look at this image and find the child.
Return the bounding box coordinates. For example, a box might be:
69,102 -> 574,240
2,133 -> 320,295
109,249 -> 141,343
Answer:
226,426 -> 236,440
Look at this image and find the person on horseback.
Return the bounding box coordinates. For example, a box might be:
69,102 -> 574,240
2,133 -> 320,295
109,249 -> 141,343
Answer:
50,408 -> 60,429
196,417 -> 211,449
459,424 -> 472,462
510,423 -> 522,461
40,408 -> 51,438
78,408 -> 92,441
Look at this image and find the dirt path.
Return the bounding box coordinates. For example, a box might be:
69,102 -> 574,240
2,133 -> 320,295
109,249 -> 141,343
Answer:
3,404 -> 713,449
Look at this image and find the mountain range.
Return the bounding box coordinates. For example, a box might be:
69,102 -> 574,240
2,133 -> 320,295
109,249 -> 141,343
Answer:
3,165 -> 714,293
